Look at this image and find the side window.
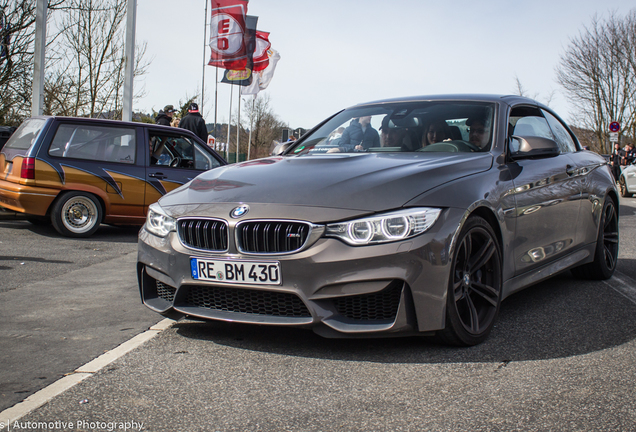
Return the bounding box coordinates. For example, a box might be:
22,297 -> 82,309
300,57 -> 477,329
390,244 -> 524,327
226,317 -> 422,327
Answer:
150,132 -> 219,170
193,143 -> 222,170
542,110 -> 577,153
508,106 -> 554,153
48,124 -> 136,164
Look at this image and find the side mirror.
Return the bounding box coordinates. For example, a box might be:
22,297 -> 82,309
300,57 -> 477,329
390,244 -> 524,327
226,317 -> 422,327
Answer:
271,142 -> 292,156
509,135 -> 560,160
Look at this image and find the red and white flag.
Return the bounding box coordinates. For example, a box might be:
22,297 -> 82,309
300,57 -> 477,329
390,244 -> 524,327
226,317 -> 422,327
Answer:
252,31 -> 271,72
241,47 -> 280,97
208,0 -> 249,70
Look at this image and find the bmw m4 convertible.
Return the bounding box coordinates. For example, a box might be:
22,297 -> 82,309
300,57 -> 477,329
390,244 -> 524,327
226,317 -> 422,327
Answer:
137,94 -> 619,345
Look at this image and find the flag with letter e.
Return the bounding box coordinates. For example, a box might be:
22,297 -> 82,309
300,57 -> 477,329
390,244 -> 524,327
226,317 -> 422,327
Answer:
208,0 -> 249,70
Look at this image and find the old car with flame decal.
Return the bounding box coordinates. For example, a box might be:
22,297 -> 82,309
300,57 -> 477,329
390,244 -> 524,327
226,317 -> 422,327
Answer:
137,95 -> 618,346
0,116 -> 226,237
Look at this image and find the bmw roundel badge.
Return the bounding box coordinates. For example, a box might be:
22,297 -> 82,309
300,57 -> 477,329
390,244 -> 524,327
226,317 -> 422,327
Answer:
230,204 -> 250,218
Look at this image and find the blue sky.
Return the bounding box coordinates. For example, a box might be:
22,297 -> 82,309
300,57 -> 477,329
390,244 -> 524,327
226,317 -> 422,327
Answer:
135,0 -> 634,130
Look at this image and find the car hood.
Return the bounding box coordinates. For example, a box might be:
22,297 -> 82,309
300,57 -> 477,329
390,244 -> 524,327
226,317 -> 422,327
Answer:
159,153 -> 493,214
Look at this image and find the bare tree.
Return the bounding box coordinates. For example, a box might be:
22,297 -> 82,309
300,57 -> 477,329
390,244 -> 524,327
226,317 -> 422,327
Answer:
513,75 -> 556,107
556,10 -> 636,153
46,0 -> 149,118
0,0 -> 148,124
0,0 -> 64,125
242,93 -> 286,159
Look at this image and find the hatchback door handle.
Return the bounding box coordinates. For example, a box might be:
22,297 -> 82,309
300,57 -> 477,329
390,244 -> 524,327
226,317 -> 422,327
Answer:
149,172 -> 166,179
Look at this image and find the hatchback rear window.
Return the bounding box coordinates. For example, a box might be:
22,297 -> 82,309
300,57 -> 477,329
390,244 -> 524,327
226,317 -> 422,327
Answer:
3,119 -> 47,151
48,124 -> 137,164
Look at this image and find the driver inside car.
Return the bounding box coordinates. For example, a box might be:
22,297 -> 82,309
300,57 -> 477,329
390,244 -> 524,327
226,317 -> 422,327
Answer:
466,117 -> 491,150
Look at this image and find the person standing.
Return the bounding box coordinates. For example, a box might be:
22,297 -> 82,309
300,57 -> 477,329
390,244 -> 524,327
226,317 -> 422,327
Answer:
179,103 -> 208,142
610,142 -> 623,182
156,105 -> 176,126
338,116 -> 380,151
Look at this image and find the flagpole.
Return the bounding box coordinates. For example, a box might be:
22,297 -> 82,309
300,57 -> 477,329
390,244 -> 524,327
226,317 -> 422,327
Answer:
226,83 -> 233,162
200,0 -> 208,116
214,67 -> 218,142
237,94 -> 241,161
247,98 -> 254,160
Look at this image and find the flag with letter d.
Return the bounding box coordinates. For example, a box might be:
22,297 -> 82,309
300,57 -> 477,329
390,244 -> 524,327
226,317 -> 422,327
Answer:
208,0 -> 249,70
252,31 -> 271,72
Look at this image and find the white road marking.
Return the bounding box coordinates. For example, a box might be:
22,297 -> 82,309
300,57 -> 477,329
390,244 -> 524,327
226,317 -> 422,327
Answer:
604,271 -> 636,305
0,318 -> 176,425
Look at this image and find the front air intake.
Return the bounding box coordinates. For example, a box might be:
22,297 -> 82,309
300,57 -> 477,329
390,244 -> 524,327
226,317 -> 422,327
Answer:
178,218 -> 229,252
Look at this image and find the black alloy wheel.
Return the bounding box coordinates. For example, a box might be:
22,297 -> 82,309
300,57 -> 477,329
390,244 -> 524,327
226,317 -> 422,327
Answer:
572,197 -> 619,280
601,199 -> 620,272
439,216 -> 502,346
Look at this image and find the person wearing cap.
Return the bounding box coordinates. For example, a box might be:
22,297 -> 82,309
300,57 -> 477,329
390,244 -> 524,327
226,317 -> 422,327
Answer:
466,116 -> 491,150
179,102 -> 208,142
380,116 -> 407,148
155,105 -> 176,126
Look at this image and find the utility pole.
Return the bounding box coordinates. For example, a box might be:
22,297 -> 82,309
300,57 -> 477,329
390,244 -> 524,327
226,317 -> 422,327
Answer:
31,0 -> 47,117
122,0 -> 137,122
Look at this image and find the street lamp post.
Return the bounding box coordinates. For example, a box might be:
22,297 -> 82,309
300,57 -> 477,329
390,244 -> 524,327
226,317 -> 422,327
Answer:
31,0 -> 47,117
122,0 -> 137,122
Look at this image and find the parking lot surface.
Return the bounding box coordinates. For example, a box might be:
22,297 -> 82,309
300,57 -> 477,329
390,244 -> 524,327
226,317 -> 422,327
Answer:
2,202 -> 636,431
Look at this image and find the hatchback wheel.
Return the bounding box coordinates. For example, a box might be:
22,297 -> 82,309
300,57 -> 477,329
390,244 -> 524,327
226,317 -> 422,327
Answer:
51,192 -> 102,237
619,177 -> 632,198
438,216 -> 502,346
571,197 -> 619,280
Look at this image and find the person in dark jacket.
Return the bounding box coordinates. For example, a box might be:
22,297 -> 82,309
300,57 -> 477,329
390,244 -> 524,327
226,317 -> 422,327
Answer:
338,116 -> 380,151
155,105 -> 176,126
610,142 -> 624,181
179,103 -> 208,142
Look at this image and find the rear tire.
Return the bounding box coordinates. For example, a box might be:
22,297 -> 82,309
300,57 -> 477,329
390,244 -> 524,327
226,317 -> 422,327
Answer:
571,197 -> 619,280
437,216 -> 502,346
51,191 -> 102,238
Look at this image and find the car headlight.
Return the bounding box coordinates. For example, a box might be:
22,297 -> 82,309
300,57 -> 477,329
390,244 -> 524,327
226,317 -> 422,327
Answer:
324,208 -> 441,246
145,203 -> 176,237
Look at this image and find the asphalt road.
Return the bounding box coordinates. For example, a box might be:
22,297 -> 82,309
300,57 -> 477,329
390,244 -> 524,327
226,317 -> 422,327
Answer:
1,201 -> 636,431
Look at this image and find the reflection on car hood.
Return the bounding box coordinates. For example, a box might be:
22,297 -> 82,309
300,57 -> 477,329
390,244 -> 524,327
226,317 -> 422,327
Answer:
159,153 -> 493,212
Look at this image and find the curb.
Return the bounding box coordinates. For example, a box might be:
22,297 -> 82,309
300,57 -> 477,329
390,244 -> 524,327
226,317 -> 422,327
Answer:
0,318 -> 176,424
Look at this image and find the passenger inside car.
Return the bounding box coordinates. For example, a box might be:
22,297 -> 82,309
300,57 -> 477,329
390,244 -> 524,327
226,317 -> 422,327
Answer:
422,120 -> 451,147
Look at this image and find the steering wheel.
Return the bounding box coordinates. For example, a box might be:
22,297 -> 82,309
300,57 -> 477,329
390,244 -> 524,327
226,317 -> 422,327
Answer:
418,140 -> 480,153
170,157 -> 181,167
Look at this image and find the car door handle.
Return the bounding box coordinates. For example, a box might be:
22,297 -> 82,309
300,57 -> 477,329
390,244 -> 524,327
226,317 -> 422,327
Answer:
149,172 -> 167,179
566,165 -> 578,176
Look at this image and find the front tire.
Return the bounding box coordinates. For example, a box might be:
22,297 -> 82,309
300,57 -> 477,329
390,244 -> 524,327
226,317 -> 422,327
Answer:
571,197 -> 619,280
438,216 -> 502,346
51,192 -> 102,237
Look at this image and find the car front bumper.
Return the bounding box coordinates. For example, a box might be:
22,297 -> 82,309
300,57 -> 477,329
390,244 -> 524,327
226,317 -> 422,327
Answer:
137,207 -> 465,337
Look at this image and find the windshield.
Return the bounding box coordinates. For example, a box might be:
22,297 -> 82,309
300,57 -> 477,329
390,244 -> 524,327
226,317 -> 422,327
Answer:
290,101 -> 495,155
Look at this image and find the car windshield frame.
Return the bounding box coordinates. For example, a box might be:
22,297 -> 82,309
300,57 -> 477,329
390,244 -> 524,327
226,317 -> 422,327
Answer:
287,101 -> 496,156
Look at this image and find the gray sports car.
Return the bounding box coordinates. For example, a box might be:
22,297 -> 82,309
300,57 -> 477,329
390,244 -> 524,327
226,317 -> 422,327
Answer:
137,95 -> 619,346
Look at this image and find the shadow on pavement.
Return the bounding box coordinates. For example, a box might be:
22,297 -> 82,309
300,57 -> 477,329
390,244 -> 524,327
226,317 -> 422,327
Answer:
173,269 -> 636,365
0,218 -> 140,243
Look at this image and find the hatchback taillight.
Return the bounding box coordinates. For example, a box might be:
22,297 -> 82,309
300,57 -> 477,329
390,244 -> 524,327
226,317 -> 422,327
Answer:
20,157 -> 36,179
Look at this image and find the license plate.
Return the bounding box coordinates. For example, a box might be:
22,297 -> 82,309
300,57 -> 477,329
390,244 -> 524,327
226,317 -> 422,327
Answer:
190,258 -> 281,285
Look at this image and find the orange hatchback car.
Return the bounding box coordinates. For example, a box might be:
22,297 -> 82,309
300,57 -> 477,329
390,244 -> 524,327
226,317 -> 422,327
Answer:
0,116 -> 226,237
